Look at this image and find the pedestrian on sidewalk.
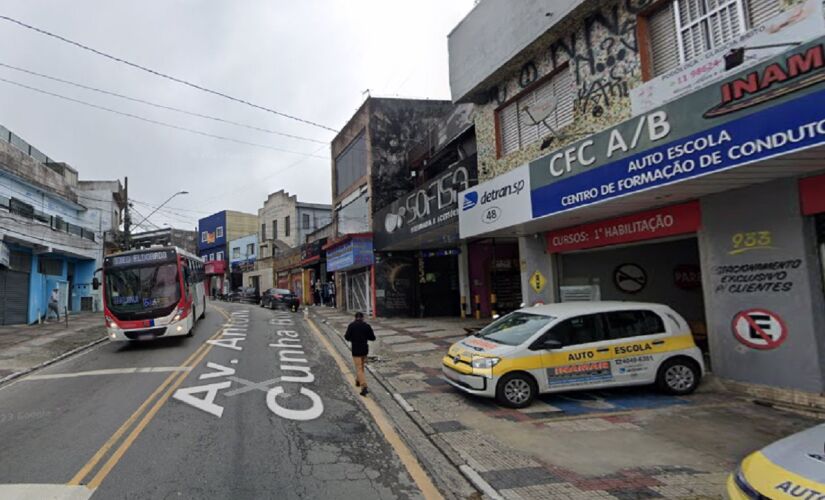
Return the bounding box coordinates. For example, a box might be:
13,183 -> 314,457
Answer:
47,287 -> 60,322
344,311 -> 375,396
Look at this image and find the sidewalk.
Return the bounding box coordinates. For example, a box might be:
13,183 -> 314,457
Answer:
311,307 -> 821,499
0,313 -> 106,382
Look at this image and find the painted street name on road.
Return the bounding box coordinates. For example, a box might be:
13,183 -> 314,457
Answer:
172,309 -> 324,421
172,309 -> 250,418
266,312 -> 324,421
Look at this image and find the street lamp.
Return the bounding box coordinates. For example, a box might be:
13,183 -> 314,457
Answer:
134,190 -> 188,228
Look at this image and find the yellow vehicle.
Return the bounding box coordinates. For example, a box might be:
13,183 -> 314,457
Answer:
729,423 -> 825,499
442,302 -> 704,408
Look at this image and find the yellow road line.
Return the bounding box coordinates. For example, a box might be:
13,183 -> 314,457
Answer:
68,305 -> 229,486
306,317 -> 443,500
86,337 -> 217,488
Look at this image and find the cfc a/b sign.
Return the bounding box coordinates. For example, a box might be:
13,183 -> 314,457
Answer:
458,164 -> 532,239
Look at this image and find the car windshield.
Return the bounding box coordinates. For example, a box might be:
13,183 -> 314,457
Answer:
476,311 -> 556,346
105,263 -> 181,318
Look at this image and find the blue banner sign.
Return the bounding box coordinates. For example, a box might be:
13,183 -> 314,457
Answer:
327,238 -> 374,272
532,87 -> 825,218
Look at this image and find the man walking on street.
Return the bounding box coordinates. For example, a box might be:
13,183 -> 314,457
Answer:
344,312 -> 375,396
48,287 -> 60,322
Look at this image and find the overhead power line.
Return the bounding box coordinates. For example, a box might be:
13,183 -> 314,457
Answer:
0,76 -> 329,159
0,61 -> 327,145
0,14 -> 339,133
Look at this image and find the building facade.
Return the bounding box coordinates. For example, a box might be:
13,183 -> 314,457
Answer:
371,103 -> 479,317
449,0 -> 825,402
197,210 -> 257,295
250,190 -> 331,297
229,233 -> 257,289
0,125 -> 124,324
329,97 -> 455,315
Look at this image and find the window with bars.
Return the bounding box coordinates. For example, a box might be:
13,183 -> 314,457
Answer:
285,216 -> 291,237
496,66 -> 575,157
647,0 -> 780,77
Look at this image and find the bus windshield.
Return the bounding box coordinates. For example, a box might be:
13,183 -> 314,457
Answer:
105,263 -> 181,319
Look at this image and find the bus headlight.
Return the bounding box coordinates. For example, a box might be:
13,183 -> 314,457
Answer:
173,307 -> 185,322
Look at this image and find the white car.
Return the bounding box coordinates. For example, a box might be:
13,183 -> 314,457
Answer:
442,301 -> 705,408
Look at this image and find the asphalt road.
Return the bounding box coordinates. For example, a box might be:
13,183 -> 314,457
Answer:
0,301 -> 427,499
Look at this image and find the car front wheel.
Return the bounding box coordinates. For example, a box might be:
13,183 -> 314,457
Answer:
495,373 -> 536,408
656,358 -> 700,395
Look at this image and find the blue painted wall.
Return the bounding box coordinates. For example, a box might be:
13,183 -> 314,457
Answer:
12,243 -> 96,323
197,211 -> 227,253
228,233 -> 258,264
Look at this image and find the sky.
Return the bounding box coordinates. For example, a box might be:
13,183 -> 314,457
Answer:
0,1 -> 475,231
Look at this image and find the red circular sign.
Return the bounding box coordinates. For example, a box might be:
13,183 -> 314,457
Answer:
731,309 -> 788,350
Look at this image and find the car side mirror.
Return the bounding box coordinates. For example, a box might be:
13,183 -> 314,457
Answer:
531,338 -> 563,351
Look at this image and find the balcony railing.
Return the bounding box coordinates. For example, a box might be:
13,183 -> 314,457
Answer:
1,194 -> 96,242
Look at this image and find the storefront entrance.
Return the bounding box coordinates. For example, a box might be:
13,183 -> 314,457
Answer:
346,270 -> 372,316
418,253 -> 460,317
559,237 -> 708,356
468,239 -> 521,318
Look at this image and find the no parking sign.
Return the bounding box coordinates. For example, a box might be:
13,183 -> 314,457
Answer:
732,309 -> 788,350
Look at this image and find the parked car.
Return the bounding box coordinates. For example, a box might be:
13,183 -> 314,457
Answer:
442,301 -> 704,408
260,288 -> 299,311
728,422 -> 825,499
225,287 -> 259,303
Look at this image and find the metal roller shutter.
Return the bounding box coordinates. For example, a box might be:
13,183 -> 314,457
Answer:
649,2 -> 680,76
0,269 -> 30,325
747,0 -> 779,27
499,103 -> 520,156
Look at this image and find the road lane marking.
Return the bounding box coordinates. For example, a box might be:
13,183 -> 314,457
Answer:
68,305 -> 230,486
305,317 -> 443,500
224,376 -> 281,396
86,336 -> 218,488
25,367 -> 192,380
0,484 -> 94,499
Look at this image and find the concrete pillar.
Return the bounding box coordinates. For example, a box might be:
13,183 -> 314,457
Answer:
699,178 -> 825,393
458,242 -> 471,318
518,235 -> 555,307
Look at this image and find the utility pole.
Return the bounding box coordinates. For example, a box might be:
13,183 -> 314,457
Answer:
123,176 -> 131,251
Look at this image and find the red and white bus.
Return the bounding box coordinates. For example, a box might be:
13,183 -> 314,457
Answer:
102,247 -> 206,341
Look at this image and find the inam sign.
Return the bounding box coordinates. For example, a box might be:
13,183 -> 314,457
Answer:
732,309 -> 788,350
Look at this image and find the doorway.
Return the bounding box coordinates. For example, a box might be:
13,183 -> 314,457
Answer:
347,270 -> 372,316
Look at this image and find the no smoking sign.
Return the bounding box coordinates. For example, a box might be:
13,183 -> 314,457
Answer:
732,309 -> 788,350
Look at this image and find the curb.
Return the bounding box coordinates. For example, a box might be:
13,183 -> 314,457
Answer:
0,337 -> 107,386
309,310 -> 502,500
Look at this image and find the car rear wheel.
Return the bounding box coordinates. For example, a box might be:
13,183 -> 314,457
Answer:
495,373 -> 536,408
657,358 -> 700,395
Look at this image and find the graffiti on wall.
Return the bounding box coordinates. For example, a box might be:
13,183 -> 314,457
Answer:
476,0 -> 656,181
549,4 -> 639,118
